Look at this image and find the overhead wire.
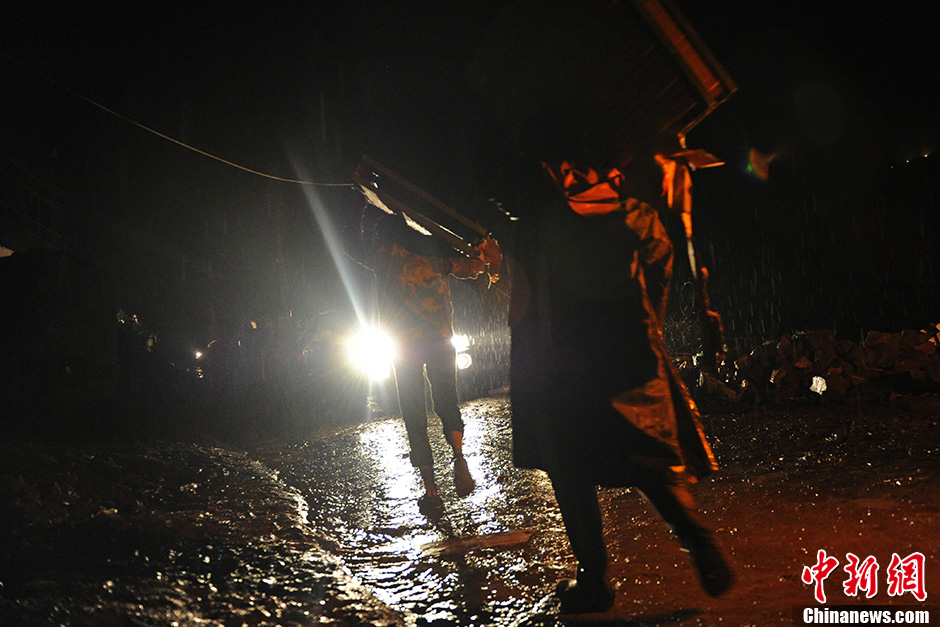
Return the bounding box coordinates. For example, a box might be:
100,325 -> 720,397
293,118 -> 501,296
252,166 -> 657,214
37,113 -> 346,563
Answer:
0,50 -> 353,188
3,50 -> 512,300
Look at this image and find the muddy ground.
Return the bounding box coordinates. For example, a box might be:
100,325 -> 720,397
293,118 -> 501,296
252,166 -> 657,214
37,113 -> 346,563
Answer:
1,392 -> 938,626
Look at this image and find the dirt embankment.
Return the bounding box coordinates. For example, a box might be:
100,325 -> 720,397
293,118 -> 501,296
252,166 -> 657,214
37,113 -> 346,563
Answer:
0,441 -> 406,626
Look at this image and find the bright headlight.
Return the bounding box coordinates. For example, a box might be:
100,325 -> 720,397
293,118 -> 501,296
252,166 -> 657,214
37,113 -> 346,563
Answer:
452,334 -> 472,370
451,333 -> 470,352
347,326 -> 397,381
455,352 -> 472,370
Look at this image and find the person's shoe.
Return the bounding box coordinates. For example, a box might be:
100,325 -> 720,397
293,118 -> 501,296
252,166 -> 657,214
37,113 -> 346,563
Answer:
555,577 -> 615,614
453,455 -> 476,498
684,532 -> 734,597
417,493 -> 444,519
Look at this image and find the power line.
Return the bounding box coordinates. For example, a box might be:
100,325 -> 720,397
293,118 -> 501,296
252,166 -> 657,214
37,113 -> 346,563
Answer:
1,50 -> 354,188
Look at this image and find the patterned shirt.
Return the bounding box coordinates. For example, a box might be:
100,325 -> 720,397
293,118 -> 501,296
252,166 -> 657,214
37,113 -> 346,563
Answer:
375,243 -> 482,342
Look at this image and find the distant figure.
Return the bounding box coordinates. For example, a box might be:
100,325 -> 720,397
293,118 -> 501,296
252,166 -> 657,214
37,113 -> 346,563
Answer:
347,208 -> 486,517
506,118 -> 734,613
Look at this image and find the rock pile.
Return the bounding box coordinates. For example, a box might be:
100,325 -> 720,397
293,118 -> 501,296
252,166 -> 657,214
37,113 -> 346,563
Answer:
691,325 -> 940,403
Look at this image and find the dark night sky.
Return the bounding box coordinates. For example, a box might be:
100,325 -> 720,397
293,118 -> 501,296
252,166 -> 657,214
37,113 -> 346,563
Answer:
4,2 -> 935,183
2,1 -> 938,343
684,2 -> 938,161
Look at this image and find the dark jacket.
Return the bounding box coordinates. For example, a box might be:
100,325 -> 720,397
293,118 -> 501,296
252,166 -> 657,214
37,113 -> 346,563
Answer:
508,164 -> 716,485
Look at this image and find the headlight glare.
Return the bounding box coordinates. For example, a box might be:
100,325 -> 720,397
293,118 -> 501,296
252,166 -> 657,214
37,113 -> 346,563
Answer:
451,333 -> 470,352
347,327 -> 397,381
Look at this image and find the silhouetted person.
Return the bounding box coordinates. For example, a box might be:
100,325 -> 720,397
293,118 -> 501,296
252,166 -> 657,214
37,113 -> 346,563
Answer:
506,116 -> 734,613
347,208 -> 486,517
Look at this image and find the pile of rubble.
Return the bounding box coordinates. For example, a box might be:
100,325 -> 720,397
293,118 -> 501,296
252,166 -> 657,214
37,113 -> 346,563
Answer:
692,325 -> 940,404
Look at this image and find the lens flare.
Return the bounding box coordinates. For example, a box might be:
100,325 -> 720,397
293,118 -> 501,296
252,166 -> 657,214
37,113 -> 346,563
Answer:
293,161 -> 370,327
347,326 -> 397,381
451,333 -> 470,352
746,147 -> 774,181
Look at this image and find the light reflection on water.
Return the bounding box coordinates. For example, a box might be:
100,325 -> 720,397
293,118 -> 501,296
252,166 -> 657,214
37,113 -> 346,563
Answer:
358,419 -> 418,505
296,398 -> 566,624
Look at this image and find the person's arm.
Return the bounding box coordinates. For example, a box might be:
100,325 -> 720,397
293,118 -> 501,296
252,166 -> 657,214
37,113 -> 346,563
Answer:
441,255 -> 486,280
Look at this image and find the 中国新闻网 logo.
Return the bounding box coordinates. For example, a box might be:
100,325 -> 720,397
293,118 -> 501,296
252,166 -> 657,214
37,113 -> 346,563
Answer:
802,550 -> 926,604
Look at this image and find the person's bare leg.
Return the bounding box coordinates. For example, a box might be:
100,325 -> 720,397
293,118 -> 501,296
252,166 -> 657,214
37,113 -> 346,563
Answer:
416,464 -> 444,518
419,465 -> 438,496
448,430 -> 464,456
448,430 -> 475,497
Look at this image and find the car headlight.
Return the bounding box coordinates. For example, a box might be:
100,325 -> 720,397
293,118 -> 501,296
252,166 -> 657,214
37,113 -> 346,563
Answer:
455,352 -> 472,370
451,333 -> 470,352
347,326 -> 397,381
451,334 -> 472,370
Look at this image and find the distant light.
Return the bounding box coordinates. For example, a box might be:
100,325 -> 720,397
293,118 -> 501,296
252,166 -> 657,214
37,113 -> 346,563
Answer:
194,351 -> 203,359
810,376 -> 827,395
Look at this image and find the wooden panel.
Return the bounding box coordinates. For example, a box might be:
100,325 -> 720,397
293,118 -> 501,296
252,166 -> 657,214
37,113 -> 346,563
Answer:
352,155 -> 490,253
468,0 -> 736,162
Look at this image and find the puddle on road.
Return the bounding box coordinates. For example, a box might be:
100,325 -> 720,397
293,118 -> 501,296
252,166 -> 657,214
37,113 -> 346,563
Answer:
277,398 -> 571,625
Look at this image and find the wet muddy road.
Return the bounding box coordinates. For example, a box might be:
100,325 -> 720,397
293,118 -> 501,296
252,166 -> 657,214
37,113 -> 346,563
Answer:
259,397 -> 573,626
2,394 -> 939,626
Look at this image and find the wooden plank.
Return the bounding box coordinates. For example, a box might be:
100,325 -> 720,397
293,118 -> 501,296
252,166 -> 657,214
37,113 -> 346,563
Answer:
351,160 -> 476,255
361,156 -> 488,237
468,0 -> 736,162
351,156 -> 490,250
